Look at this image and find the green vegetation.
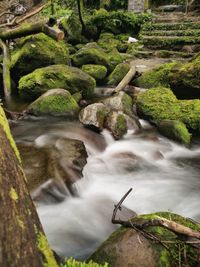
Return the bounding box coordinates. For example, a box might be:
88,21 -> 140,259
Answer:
18,65 -> 96,101
61,258 -> 108,267
88,9 -> 152,35
136,87 -> 200,132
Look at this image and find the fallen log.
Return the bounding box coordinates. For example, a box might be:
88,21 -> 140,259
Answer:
114,66 -> 136,94
0,39 -> 11,100
0,21 -> 64,41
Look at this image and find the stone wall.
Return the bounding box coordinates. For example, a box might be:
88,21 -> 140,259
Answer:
128,0 -> 145,12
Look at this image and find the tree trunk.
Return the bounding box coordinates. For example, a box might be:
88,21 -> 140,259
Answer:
114,66 -> 136,94
0,106 -> 58,267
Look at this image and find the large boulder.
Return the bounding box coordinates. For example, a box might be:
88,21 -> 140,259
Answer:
79,103 -> 109,131
27,89 -> 79,116
89,212 -> 200,267
105,111 -> 127,140
18,65 -> 96,101
136,87 -> 200,136
81,64 -> 107,83
72,43 -> 110,69
107,63 -> 130,86
17,137 -> 88,202
11,33 -> 70,82
136,54 -> 200,99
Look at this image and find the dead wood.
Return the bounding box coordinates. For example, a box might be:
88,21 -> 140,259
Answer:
114,66 -> 136,94
0,39 -> 11,101
0,21 -> 64,41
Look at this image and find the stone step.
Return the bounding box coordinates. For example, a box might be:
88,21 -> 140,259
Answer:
141,29 -> 200,37
143,21 -> 200,31
141,36 -> 200,50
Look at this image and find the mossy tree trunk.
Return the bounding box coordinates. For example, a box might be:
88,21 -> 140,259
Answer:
0,107 -> 58,267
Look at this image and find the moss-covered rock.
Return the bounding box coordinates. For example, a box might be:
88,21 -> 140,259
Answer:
89,212 -> 200,267
72,43 -> 110,69
11,33 -> 70,82
103,91 -> 133,117
79,103 -> 109,131
27,89 -> 79,116
18,64 -> 96,101
107,63 -> 130,86
81,64 -> 107,83
136,62 -> 178,88
105,111 -> 127,140
157,120 -> 191,145
97,33 -> 120,52
136,54 -> 200,99
169,53 -> 200,99
136,87 -> 200,133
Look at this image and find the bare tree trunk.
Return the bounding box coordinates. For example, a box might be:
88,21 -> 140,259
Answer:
0,106 -> 58,267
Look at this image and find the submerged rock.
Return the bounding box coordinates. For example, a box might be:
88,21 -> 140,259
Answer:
105,111 -> 127,140
107,63 -> 130,86
136,87 -> 200,136
79,103 -> 109,131
157,120 -> 191,145
81,64 -> 107,83
11,33 -> 69,82
18,64 -> 96,101
89,212 -> 200,267
17,137 -> 88,203
27,89 -> 79,116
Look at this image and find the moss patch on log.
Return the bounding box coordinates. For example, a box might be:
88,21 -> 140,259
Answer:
0,106 -> 21,161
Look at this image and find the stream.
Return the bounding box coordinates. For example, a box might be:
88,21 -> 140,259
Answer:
11,117 -> 200,260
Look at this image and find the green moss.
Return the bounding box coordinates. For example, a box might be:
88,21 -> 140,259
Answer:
9,187 -> 19,202
142,21 -> 200,31
131,212 -> 200,267
157,120 -> 191,145
37,232 -> 58,267
16,216 -> 25,229
28,89 -> 79,116
136,62 -> 178,88
18,65 -> 96,101
11,33 -> 70,82
61,258 -> 108,267
136,87 -> 200,132
97,34 -> 120,52
115,114 -> 127,138
107,63 -> 130,86
81,64 -> 107,82
0,106 -> 21,162
72,43 -> 110,69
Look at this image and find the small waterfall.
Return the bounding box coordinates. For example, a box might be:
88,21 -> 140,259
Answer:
12,118 -> 200,259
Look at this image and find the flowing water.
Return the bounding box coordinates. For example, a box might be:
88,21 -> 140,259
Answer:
11,117 -> 200,260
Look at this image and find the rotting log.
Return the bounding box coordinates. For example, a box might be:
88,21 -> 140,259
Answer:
0,21 -> 65,41
114,66 -> 136,94
0,39 -> 11,101
0,106 -> 58,267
